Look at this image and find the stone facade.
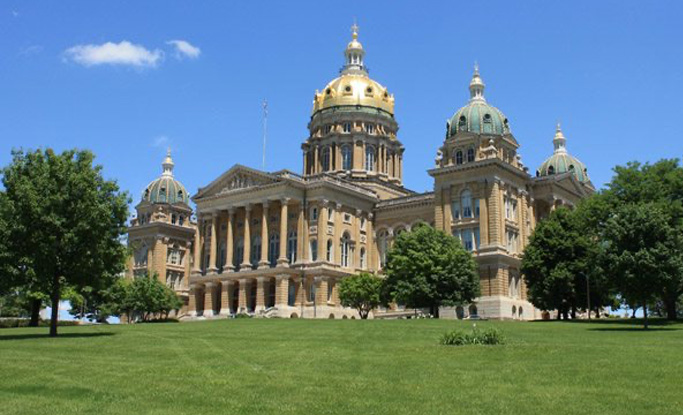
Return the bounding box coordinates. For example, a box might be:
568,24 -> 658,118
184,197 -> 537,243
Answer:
128,26 -> 594,321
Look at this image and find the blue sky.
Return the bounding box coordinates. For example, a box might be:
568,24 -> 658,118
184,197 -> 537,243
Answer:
1,1 -> 682,210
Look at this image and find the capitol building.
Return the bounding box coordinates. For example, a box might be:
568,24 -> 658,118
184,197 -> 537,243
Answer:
127,26 -> 594,320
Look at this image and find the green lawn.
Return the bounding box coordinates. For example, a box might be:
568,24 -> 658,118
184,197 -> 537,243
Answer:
0,318 -> 681,415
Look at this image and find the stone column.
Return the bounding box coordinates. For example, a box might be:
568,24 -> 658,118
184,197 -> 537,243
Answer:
480,183 -> 489,246
188,284 -> 198,317
355,209 -> 363,268
241,204 -> 252,269
277,198 -> 290,266
192,221 -> 202,274
255,277 -> 266,313
334,203 -> 342,265
238,278 -> 248,313
318,200 -> 328,262
316,276 -> 328,305
296,204 -> 306,265
219,281 -> 233,316
208,213 -> 219,274
331,277 -> 340,305
443,186 -> 453,232
313,146 -> 319,174
259,201 -> 270,269
275,275 -> 289,308
225,208 -> 235,271
203,282 -> 215,317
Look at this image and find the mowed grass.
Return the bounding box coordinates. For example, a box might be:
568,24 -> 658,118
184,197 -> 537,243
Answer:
0,319 -> 681,415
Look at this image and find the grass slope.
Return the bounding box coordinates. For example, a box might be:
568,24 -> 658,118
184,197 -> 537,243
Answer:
0,319 -> 681,415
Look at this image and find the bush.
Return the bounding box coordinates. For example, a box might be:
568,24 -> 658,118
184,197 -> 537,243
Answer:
441,325 -> 505,346
233,313 -> 252,319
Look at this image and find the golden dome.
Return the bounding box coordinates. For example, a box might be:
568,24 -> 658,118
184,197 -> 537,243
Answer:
312,24 -> 395,116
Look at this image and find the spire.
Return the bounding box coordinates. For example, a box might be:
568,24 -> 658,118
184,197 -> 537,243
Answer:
469,62 -> 486,102
162,148 -> 174,176
342,22 -> 367,75
553,122 -> 567,154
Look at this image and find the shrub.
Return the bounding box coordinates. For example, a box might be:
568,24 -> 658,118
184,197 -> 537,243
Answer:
441,325 -> 505,346
233,313 -> 252,319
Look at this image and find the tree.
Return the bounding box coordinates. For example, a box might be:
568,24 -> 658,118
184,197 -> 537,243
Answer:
382,223 -> 480,317
603,203 -> 683,329
126,273 -> 182,322
0,149 -> 130,336
604,159 -> 683,320
338,272 -> 383,319
521,205 -> 611,319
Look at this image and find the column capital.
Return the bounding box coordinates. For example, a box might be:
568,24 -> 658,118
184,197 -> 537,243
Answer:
228,207 -> 236,216
211,211 -> 220,219
204,281 -> 216,289
243,203 -> 253,212
262,200 -> 270,208
356,208 -> 363,216
336,202 -> 342,210
257,276 -> 268,283
321,198 -> 329,206
275,274 -> 289,281
280,197 -> 291,205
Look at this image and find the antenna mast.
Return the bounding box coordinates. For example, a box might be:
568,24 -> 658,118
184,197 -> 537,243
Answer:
262,99 -> 268,170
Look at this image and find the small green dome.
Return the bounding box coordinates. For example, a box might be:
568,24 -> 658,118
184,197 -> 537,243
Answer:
142,150 -> 190,205
537,124 -> 590,184
446,65 -> 510,138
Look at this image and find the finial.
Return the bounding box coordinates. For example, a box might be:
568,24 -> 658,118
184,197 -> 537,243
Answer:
351,20 -> 359,40
556,121 -> 561,132
166,147 -> 171,157
474,61 -> 479,75
162,147 -> 174,176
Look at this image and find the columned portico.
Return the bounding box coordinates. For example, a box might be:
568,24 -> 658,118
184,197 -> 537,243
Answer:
225,208 -> 235,272
207,213 -> 218,274
258,201 -> 270,269
277,198 -> 290,266
241,204 -> 252,270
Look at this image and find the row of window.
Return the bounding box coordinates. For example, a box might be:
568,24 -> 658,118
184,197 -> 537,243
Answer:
451,190 -> 480,220
453,148 -> 476,165
137,212 -> 186,226
322,122 -> 376,136
314,144 -> 395,172
310,206 -> 366,229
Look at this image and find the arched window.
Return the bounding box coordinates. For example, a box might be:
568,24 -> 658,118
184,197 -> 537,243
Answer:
340,232 -> 351,268
341,145 -> 353,170
548,165 -> 555,174
251,235 -> 261,267
469,305 -> 478,317
365,145 -> 376,171
234,237 -> 244,269
310,238 -> 318,262
359,247 -> 366,269
159,187 -> 167,203
287,231 -> 297,264
458,116 -> 467,131
268,234 -> 279,266
456,150 -> 463,165
461,189 -> 473,218
483,114 -> 492,133
321,147 -> 331,171
308,280 -> 316,302
326,239 -> 333,262
310,207 -> 318,221
134,246 -> 148,267
177,190 -> 183,201
467,148 -> 475,163
378,230 -> 389,268
288,281 -> 296,306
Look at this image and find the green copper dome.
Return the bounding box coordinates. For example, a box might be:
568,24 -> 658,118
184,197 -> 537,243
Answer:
537,124 -> 590,183
142,150 -> 190,205
446,65 -> 510,138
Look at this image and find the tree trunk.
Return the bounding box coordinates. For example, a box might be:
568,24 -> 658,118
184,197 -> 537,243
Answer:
556,311 -> 561,320
49,276 -> 60,337
570,306 -> 577,320
594,306 -> 601,319
643,302 -> 649,330
29,298 -> 41,327
562,308 -> 569,320
664,296 -> 678,321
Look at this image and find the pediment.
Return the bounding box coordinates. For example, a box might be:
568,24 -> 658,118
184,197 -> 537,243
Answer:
194,165 -> 279,199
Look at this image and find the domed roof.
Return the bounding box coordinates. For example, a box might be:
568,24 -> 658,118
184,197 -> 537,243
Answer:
312,24 -> 395,117
537,124 -> 590,183
142,150 -> 190,205
447,65 -> 510,137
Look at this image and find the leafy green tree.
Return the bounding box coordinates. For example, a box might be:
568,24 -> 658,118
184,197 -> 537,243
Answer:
522,205 -> 611,319
0,149 -> 130,336
127,273 -> 182,322
382,223 -> 479,317
603,203 -> 683,329
338,272 -> 383,319
603,159 -> 683,320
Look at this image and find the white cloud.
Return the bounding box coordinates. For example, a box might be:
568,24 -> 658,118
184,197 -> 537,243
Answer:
152,135 -> 170,148
64,41 -> 163,68
19,45 -> 43,56
166,40 -> 201,59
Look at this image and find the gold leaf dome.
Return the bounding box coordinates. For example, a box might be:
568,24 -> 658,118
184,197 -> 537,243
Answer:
312,24 -> 395,117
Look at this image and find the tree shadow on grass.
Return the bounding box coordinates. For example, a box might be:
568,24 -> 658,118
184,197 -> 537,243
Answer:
0,332 -> 115,341
532,318 -> 680,331
588,327 -> 679,332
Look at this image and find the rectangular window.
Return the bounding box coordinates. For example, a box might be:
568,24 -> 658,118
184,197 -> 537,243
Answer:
474,227 -> 480,250
343,122 -> 352,133
451,201 -> 461,220
462,229 -> 473,252
308,282 -> 316,302
474,199 -> 480,218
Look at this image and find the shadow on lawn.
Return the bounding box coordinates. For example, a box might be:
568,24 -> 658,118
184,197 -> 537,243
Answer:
0,332 -> 115,341
533,317 -> 681,331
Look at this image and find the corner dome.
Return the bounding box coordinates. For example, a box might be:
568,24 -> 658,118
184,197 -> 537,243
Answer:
312,24 -> 395,117
446,65 -> 510,137
537,124 -> 590,183
142,150 -> 190,205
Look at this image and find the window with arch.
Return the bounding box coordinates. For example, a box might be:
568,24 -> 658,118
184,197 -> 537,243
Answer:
134,246 -> 148,267
483,114 -> 493,133
456,150 -> 463,165
326,239 -> 333,262
378,230 -> 389,268
288,281 -> 296,306
250,235 -> 261,267
365,146 -> 376,171
310,238 -> 318,262
467,148 -> 475,163
461,189 -> 473,218
177,190 -> 183,201
310,206 -> 318,222
359,247 -> 366,269
234,237 -> 244,269
458,116 -> 467,131
341,145 -> 353,170
548,165 -> 555,174
321,147 -> 331,171
287,231 -> 297,264
268,234 -> 279,266
159,187 -> 167,203
308,280 -> 316,302
340,232 -> 351,268
509,272 -> 521,299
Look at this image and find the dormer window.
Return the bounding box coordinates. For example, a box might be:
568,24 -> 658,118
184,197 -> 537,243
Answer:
483,114 -> 493,133
159,187 -> 167,203
456,150 -> 463,165
344,85 -> 352,93
548,165 -> 555,174
467,148 -> 475,163
177,190 -> 183,200
458,116 -> 467,131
